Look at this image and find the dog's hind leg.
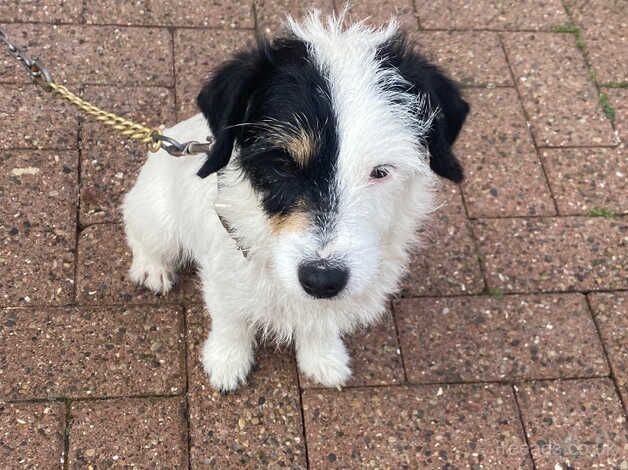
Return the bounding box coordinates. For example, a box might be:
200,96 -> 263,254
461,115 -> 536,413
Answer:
122,163 -> 181,295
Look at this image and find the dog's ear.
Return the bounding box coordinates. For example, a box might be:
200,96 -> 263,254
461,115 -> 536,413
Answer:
196,47 -> 265,178
378,34 -> 469,183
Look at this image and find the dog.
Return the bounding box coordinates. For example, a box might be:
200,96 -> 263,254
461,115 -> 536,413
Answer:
122,12 -> 468,391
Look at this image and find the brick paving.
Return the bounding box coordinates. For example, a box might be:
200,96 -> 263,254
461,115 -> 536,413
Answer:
0,1 -> 626,468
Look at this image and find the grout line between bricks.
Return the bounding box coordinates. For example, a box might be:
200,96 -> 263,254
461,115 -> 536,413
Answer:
4,288 -> 627,312
511,385 -> 538,470
62,398 -> 71,470
293,351 -> 311,470
389,298 -> 409,383
584,294 -> 628,418
1,376 -> 617,406
497,33 -> 560,216
1,19 -> 255,31
559,0 -> 620,137
458,182 -> 490,294
71,85 -> 84,307
181,305 -> 193,470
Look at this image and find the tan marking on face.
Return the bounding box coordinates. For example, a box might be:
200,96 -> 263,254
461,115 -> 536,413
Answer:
283,128 -> 317,168
269,210 -> 309,234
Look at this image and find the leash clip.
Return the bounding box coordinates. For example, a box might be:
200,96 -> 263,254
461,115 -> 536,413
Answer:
153,134 -> 213,157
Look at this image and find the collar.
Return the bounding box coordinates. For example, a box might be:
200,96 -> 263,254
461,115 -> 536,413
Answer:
214,171 -> 249,258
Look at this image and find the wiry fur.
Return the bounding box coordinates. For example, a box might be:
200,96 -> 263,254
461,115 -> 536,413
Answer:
123,12 -> 468,391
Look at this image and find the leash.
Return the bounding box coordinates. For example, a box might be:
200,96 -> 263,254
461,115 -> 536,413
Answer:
0,27 -> 213,157
1,27 -> 251,257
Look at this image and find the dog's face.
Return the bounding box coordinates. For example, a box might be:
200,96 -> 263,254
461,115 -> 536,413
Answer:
196,16 -> 469,300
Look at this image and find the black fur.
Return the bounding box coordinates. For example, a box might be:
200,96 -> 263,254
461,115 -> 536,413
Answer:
376,33 -> 469,183
197,37 -> 339,219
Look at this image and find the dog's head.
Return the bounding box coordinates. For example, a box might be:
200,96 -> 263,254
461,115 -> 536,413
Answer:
197,15 -> 469,301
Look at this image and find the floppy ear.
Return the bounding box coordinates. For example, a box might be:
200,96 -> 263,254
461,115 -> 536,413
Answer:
378,34 -> 469,183
196,47 -> 264,178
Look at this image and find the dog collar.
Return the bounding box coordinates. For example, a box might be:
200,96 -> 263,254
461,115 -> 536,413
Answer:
215,211 -> 249,258
214,171 -> 249,258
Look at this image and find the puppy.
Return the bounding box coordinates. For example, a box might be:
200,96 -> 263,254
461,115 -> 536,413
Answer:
122,13 -> 468,391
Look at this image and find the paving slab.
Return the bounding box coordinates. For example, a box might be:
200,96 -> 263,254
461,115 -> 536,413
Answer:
0,0 -> 82,23
502,32 -> 615,147
395,294 -> 608,383
68,397 -> 187,468
567,0 -> 628,85
415,0 -> 568,30
0,305 -> 185,400
342,0 -> 418,30
0,85 -> 78,150
76,223 -> 202,305
186,305 -> 306,468
174,28 -> 254,119
303,384 -> 532,468
456,88 -> 555,217
474,216 -> 627,293
516,379 -> 628,470
412,31 -> 512,87
588,292 -> 628,411
0,149 -> 76,307
0,401 -> 65,469
300,311 -> 404,387
255,0 -> 334,34
401,183 -> 485,296
0,24 -> 172,86
543,147 -> 628,216
85,0 -> 254,28
79,86 -> 175,225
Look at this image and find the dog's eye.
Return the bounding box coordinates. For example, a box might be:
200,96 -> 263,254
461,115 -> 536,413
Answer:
369,165 -> 392,181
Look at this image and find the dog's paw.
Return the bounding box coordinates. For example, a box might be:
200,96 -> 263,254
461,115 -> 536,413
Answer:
129,259 -> 176,295
298,344 -> 351,388
201,335 -> 254,392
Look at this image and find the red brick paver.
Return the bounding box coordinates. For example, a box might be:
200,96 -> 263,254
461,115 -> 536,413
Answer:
68,397 -> 188,468
502,32 -> 615,147
589,293 -> 628,411
0,401 -> 65,468
0,305 -> 185,399
0,1 -> 626,468
303,385 -> 532,468
395,294 -> 608,383
516,379 -> 628,469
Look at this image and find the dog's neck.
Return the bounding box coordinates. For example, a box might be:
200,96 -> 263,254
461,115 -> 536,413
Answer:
213,170 -> 249,258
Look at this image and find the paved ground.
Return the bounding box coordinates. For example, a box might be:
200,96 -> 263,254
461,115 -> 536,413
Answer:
0,0 -> 626,468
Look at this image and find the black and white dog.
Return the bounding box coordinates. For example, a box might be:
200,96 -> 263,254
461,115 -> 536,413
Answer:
123,13 -> 468,391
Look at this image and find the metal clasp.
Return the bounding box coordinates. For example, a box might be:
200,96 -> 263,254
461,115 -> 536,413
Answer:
152,134 -> 214,157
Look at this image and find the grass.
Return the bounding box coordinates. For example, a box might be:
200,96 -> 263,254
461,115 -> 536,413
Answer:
486,287 -> 504,300
599,92 -> 616,121
602,81 -> 628,89
552,23 -> 579,33
588,207 -> 616,218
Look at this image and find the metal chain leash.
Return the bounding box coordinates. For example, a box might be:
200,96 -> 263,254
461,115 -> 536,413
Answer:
0,27 -> 212,156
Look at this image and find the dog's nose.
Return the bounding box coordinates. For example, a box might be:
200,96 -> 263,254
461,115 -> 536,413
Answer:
298,260 -> 349,299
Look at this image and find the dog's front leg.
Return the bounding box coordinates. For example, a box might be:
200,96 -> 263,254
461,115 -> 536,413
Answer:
201,311 -> 256,392
296,324 -> 351,388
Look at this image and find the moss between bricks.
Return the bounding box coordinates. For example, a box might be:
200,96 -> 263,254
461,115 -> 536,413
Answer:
588,208 -> 616,219
552,20 -> 617,125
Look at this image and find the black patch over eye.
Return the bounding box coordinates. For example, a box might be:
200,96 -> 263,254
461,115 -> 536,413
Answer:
370,165 -> 391,179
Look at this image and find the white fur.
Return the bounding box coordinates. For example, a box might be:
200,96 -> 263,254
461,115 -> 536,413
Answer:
122,15 -> 437,391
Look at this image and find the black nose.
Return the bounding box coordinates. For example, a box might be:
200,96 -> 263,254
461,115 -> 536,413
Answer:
298,260 -> 349,299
